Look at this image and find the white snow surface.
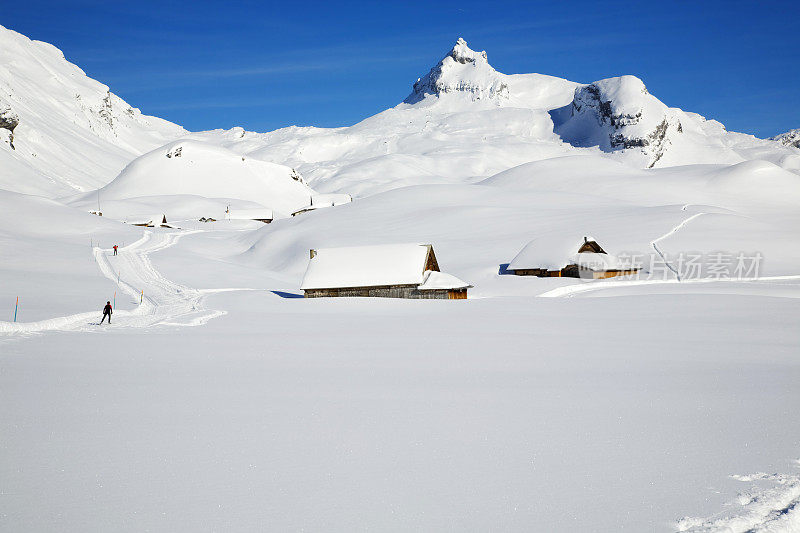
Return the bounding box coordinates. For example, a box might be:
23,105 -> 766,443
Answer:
2,27 -> 800,533
227,208 -> 273,221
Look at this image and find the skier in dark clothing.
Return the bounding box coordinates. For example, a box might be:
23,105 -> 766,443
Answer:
101,301 -> 112,324
113,245 -> 118,256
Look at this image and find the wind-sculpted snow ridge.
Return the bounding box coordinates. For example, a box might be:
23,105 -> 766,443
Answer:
676,464 -> 800,533
0,230 -> 225,335
771,129 -> 800,149
404,37 -> 509,104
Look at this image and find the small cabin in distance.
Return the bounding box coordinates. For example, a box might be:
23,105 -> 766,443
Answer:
291,193 -> 353,217
301,243 -> 471,299
508,236 -> 639,279
129,214 -> 171,228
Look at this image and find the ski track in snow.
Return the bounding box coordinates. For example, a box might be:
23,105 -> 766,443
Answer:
0,230 -> 233,335
676,464 -> 800,533
650,209 -> 707,282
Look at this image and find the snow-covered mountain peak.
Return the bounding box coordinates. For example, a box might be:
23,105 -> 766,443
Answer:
552,75 -> 683,167
449,37 -> 487,64
404,38 -> 508,104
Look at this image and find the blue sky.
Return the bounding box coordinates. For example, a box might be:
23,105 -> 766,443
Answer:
4,0 -> 799,137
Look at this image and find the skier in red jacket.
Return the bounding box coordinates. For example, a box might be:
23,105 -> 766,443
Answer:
101,301 -> 112,324
113,245 -> 118,256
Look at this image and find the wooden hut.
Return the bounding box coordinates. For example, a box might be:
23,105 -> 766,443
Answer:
508,236 -> 639,279
301,243 -> 471,299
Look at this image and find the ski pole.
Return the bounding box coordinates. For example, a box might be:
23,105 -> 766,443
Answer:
14,296 -> 18,322
140,290 -> 143,303
113,291 -> 116,309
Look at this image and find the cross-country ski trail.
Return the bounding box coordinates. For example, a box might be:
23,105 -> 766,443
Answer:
0,230 -> 226,335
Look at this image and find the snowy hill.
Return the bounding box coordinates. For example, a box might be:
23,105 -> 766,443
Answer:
76,140 -> 320,219
0,24 -> 185,197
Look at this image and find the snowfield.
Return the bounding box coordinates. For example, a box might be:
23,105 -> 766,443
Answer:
1,28 -> 799,533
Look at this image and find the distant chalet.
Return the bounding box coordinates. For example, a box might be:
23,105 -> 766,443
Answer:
301,244 -> 471,299
508,236 -> 639,279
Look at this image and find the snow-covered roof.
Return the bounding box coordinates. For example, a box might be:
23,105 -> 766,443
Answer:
417,270 -> 471,290
228,208 -> 273,220
508,235 -> 624,271
301,243 -> 435,290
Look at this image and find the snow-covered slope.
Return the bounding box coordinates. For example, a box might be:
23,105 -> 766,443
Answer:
0,24 -> 185,197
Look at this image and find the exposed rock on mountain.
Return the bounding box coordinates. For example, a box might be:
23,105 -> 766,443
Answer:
771,128 -> 800,148
0,103 -> 19,149
551,76 -> 683,167
405,38 -> 509,104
